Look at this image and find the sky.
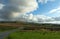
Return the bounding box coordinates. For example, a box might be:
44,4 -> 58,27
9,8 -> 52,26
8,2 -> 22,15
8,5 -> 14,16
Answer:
0,0 -> 60,24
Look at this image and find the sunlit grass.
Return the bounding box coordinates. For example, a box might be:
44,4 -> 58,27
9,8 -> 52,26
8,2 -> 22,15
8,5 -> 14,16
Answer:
6,30 -> 60,39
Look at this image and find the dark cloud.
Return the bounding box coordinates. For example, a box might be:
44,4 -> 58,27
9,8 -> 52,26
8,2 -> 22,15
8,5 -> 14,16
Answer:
0,0 -> 38,21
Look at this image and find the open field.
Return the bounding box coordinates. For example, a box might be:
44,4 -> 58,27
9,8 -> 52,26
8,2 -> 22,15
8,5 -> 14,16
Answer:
6,31 -> 60,39
0,26 -> 17,32
0,22 -> 60,39
2,22 -> 60,39
0,22 -> 19,32
0,22 -> 60,31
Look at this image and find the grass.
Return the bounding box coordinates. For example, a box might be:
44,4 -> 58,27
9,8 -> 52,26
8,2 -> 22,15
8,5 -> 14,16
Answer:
0,26 -> 17,32
6,30 -> 60,39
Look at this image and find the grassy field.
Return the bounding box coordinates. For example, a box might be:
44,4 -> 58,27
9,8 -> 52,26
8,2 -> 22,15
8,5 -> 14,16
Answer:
0,22 -> 60,39
6,30 -> 60,39
0,26 -> 17,32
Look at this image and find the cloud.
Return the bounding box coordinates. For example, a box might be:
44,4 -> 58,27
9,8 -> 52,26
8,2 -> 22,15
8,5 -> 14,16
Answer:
14,13 -> 60,24
38,0 -> 55,4
0,4 -> 4,9
41,21 -> 60,24
17,13 -> 55,23
17,13 -> 38,22
9,0 -> 38,13
49,7 -> 60,14
0,0 -> 38,21
0,0 -> 60,24
54,17 -> 60,21
35,15 -> 55,22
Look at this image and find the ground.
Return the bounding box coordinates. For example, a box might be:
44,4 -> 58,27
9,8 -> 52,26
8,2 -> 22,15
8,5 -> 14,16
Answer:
0,22 -> 60,39
6,30 -> 60,39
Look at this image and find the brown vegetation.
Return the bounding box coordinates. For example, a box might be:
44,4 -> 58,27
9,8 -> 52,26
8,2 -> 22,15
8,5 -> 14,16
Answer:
0,22 -> 60,31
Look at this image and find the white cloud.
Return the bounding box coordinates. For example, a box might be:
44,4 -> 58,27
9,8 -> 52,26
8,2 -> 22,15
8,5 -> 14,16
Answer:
28,14 -> 33,20
18,13 -> 38,22
41,21 -> 60,24
0,4 -> 4,9
8,0 -> 38,13
13,13 -> 60,24
17,13 -> 55,23
38,0 -> 55,4
49,7 -> 60,13
36,15 -> 55,22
